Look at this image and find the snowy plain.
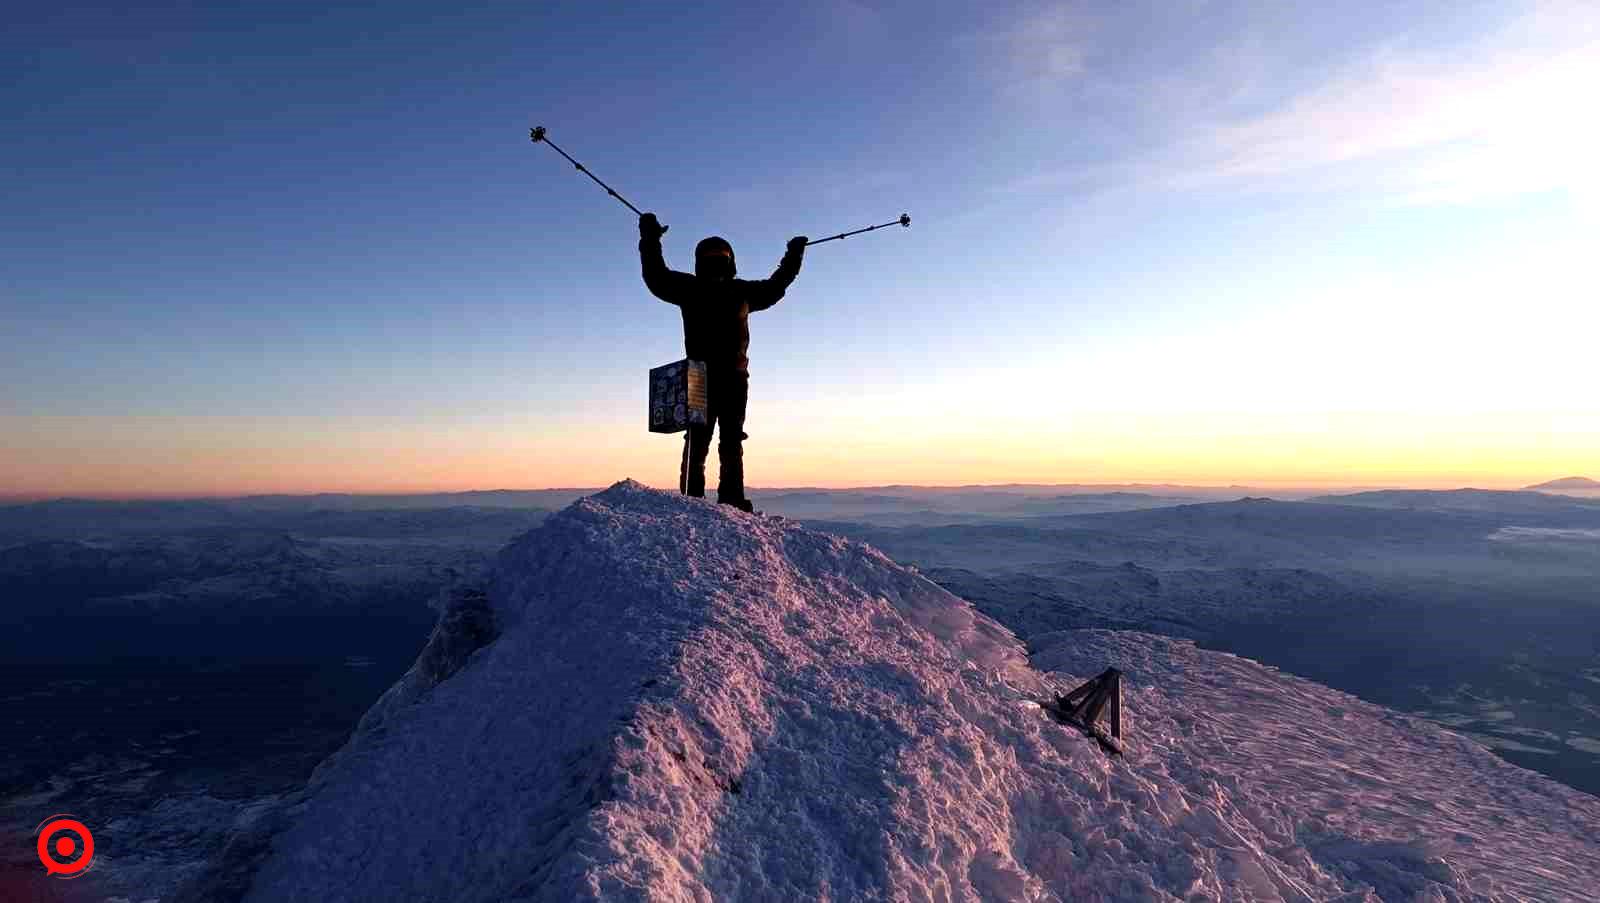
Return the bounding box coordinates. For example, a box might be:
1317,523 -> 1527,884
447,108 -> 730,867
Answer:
184,481 -> 1598,901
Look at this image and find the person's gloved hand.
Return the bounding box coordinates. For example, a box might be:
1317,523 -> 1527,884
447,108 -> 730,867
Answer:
787,236 -> 808,255
639,213 -> 668,241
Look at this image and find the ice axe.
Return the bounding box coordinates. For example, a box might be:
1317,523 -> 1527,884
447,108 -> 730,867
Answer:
530,125 -> 665,234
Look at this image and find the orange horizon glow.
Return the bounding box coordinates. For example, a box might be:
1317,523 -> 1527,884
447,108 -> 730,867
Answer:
4,408 -> 1594,502
0,475 -> 1577,503
0,458 -> 1578,502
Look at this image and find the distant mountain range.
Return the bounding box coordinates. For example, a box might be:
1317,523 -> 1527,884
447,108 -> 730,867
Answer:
1311,487 -> 1600,518
1527,476 -> 1600,490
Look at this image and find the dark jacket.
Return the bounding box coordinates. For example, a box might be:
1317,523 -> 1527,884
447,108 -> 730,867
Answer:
640,237 -> 803,373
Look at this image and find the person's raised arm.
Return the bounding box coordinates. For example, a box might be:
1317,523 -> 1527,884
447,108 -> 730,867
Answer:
639,213 -> 694,304
745,236 -> 807,312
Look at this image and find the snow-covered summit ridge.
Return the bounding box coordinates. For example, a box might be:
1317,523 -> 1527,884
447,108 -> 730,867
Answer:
237,479 -> 1048,902
227,480 -> 1599,902
486,478 -> 1031,679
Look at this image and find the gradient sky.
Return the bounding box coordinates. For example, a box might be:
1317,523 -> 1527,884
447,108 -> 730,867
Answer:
4,1 -> 1597,497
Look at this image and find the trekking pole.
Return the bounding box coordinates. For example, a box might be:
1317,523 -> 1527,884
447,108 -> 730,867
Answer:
530,126 -> 665,234
805,214 -> 910,246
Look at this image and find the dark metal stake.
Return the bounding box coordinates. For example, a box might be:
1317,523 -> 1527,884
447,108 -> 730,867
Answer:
680,432 -> 691,495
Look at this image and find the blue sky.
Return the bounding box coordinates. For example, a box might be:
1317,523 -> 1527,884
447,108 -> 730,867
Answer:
3,1 -> 1597,495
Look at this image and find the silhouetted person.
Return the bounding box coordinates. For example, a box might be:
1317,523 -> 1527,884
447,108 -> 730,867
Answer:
639,212 -> 805,512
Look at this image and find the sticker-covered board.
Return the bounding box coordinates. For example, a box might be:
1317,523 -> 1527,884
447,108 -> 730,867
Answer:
649,359 -> 709,434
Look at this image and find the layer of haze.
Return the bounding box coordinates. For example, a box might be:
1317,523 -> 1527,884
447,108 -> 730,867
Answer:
4,2 -> 1596,497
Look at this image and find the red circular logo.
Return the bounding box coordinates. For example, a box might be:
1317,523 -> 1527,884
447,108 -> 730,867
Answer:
36,815 -> 94,879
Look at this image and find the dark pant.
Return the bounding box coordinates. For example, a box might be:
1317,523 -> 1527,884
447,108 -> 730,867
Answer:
680,368 -> 749,502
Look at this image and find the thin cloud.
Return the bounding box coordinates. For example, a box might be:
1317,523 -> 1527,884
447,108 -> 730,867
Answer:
997,2 -> 1600,208
965,2 -> 1096,97
1195,33 -> 1600,200
821,0 -> 884,38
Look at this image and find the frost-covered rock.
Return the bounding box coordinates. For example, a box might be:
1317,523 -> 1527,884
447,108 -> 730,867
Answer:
193,480 -> 1598,902
351,582 -> 498,739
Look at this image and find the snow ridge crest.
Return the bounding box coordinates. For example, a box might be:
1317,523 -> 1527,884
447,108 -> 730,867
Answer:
239,479 -> 1053,902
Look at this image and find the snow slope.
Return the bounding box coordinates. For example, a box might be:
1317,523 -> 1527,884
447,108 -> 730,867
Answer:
206,481 -> 1599,902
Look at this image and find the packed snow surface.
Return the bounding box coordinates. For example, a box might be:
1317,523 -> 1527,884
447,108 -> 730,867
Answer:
238,481 -> 1600,902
